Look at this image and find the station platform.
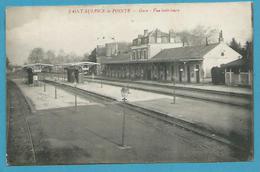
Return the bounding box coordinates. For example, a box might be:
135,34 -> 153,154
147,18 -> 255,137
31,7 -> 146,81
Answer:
46,77 -> 252,151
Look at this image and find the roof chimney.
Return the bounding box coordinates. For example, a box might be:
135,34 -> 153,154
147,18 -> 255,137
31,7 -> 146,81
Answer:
169,29 -> 175,43
155,29 -> 161,37
169,29 -> 174,35
144,29 -> 148,36
219,30 -> 224,43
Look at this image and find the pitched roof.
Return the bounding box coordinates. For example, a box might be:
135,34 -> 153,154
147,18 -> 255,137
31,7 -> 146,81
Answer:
135,29 -> 171,39
150,43 -> 219,62
147,29 -> 168,37
221,58 -> 248,68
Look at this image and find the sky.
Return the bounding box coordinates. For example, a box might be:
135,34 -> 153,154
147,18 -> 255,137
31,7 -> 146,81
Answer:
6,2 -> 253,65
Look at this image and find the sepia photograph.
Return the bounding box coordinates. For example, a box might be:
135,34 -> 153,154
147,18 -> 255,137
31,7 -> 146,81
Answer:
6,1 -> 253,165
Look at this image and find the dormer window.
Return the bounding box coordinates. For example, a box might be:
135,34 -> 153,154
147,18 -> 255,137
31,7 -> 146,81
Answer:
221,52 -> 225,56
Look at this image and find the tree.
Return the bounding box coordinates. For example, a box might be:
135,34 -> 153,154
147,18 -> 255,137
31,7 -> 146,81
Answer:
28,48 -> 45,63
228,38 -> 253,60
67,52 -> 81,63
176,30 -> 192,46
82,53 -> 90,62
244,41 -> 253,69
229,38 -> 242,54
6,56 -> 10,69
177,25 -> 219,46
55,49 -> 66,64
228,39 -> 253,71
43,50 -> 56,64
86,48 -> 97,63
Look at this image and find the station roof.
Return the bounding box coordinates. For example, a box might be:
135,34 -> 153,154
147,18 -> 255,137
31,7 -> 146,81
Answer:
150,43 -> 219,62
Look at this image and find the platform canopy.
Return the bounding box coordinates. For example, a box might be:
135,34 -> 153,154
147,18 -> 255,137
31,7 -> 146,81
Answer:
57,61 -> 100,72
23,63 -> 54,73
23,62 -> 100,73
58,61 -> 100,66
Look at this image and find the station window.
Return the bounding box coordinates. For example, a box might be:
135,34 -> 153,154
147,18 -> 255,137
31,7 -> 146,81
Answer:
132,52 -> 136,60
138,39 -> 141,45
144,50 -> 147,59
157,37 -> 162,43
144,38 -> 148,44
141,50 -> 144,59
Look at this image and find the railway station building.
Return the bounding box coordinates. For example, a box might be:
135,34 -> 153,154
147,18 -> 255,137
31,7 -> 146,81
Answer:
98,29 -> 242,83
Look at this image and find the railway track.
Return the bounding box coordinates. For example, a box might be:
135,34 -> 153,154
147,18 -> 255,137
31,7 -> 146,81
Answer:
86,76 -> 252,96
83,76 -> 252,108
7,80 -> 36,165
44,79 -> 249,153
39,73 -> 252,107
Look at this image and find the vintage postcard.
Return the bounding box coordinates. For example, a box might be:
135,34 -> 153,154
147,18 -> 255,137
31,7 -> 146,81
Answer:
6,1 -> 253,165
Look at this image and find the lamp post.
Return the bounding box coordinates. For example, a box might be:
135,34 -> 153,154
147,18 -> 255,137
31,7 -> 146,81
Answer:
97,64 -> 103,88
43,74 -> 46,92
120,86 -> 129,148
74,82 -> 77,111
171,77 -> 176,104
183,62 -> 186,85
54,78 -> 57,99
99,65 -> 102,87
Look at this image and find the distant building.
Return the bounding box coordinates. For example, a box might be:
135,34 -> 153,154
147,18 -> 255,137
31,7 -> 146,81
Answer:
99,30 -> 242,83
96,42 -> 131,60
